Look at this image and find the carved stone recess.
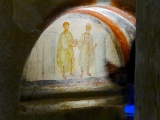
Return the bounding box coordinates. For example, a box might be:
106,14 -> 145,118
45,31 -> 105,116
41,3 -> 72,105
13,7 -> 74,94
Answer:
19,1 -> 135,116
19,95 -> 124,113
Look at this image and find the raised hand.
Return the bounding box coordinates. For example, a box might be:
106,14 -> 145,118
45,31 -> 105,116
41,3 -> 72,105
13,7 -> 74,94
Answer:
94,43 -> 98,48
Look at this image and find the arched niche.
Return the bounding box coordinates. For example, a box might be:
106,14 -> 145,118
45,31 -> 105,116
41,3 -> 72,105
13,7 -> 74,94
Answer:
20,4 -> 135,114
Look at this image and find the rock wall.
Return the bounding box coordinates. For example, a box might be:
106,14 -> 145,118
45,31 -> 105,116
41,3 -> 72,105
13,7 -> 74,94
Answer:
135,0 -> 160,119
0,0 -> 136,119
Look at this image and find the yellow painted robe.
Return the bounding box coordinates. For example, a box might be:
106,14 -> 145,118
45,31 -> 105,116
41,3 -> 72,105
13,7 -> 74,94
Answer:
57,31 -> 74,72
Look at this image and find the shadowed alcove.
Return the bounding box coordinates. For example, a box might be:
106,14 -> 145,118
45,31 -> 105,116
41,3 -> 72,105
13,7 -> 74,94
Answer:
0,0 -> 138,120
2,0 -> 160,120
19,1 -> 136,119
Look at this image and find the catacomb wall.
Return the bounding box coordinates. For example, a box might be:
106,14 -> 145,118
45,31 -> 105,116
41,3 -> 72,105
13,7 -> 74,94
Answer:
0,0 -> 136,120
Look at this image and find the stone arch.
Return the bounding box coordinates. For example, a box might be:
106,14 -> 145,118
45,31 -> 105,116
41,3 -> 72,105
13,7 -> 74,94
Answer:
0,0 -> 137,119
20,5 -> 135,101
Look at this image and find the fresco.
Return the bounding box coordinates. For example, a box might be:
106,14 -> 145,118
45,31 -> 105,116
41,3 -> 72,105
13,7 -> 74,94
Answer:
57,22 -> 99,79
22,6 -> 135,83
20,5 -> 136,100
19,1 -> 136,113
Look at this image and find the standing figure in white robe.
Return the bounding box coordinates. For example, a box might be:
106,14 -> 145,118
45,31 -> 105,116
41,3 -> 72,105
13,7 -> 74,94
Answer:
78,23 -> 98,78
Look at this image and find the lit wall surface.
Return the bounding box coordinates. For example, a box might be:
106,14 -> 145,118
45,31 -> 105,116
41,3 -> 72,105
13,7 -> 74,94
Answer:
20,3 -> 136,113
22,6 -> 135,80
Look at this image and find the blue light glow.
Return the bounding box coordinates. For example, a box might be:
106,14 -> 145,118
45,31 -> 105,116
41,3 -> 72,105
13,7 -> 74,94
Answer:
124,104 -> 134,116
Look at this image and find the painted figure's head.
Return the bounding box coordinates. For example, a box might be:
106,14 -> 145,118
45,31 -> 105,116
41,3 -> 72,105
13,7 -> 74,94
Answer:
63,22 -> 69,30
86,23 -> 92,31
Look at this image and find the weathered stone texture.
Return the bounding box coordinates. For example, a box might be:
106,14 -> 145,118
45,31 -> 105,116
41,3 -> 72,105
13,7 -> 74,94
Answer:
0,0 -> 135,119
135,0 -> 160,120
0,0 -> 101,119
